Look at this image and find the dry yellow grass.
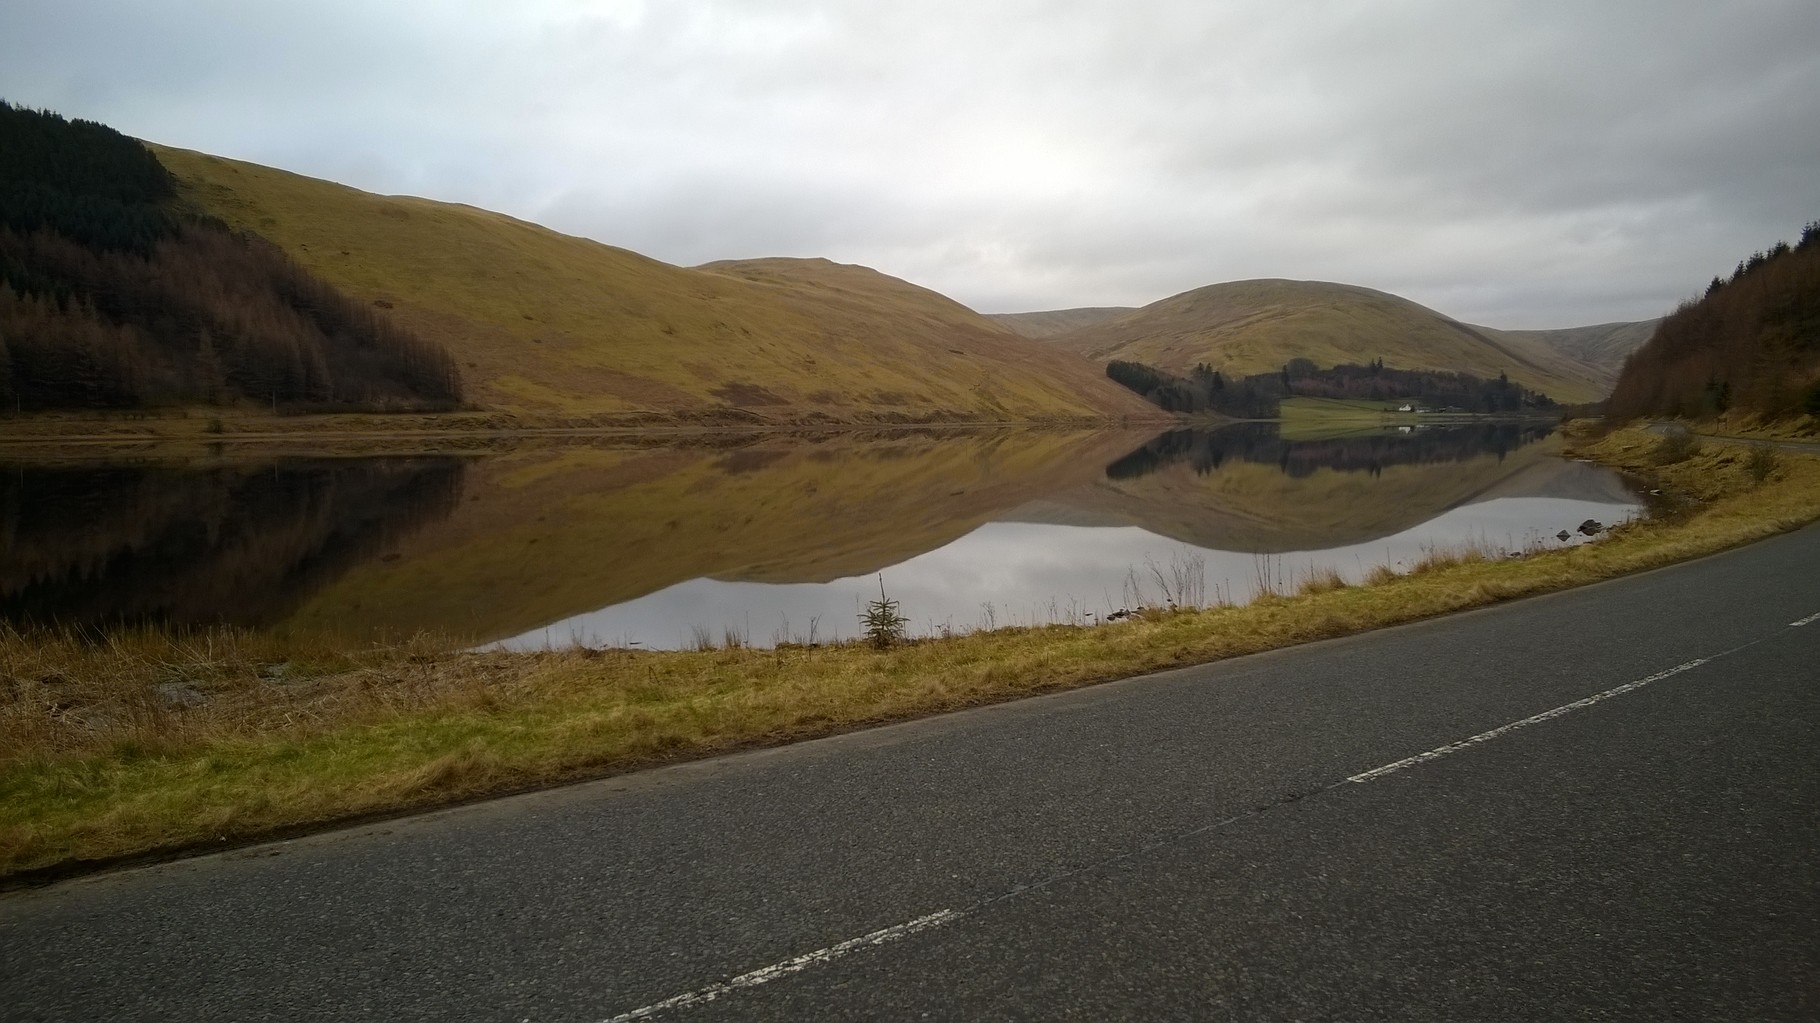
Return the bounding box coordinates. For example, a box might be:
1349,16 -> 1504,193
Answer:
1691,411 -> 1820,441
4,425 -> 1817,880
1295,566 -> 1351,595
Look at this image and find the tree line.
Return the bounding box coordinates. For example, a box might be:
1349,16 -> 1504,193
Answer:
0,101 -> 463,412
1105,422 -> 1553,481
1106,356 -> 1555,418
0,457 -> 466,629
1607,220 -> 1820,420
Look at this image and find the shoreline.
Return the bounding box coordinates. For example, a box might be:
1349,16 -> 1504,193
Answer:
0,406 -> 1565,459
4,422 -> 1818,885
0,412 -> 1174,460
0,407 -> 1175,438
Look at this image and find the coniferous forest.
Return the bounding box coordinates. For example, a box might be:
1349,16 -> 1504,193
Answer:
1106,357 -> 1554,418
1607,222 -> 1820,420
0,102 -> 463,412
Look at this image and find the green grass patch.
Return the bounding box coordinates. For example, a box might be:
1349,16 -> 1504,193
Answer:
1276,396 -> 1416,439
1280,396 -> 1416,419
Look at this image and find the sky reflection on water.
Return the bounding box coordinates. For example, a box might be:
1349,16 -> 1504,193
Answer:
1,422 -> 1645,645
505,490 -> 1640,651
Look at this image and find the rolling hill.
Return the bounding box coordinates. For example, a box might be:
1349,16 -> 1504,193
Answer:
7,104 -> 1661,424
1028,279 -> 1644,404
1487,319 -> 1659,391
990,307 -> 1135,339
152,147 -> 1156,424
0,103 -> 462,413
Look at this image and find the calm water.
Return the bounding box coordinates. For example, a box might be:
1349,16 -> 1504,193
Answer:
0,423 -> 1645,648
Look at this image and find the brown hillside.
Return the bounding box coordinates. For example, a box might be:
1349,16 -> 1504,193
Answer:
155,147 -> 1155,424
1485,320 -> 1657,392
990,307 -> 1137,339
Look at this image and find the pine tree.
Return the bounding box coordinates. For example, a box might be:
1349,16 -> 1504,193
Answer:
0,325 -> 13,411
196,327 -> 224,404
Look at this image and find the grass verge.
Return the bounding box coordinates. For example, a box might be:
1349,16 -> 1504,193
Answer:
4,424 -> 1819,881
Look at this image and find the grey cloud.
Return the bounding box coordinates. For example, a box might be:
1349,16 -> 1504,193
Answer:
2,0 -> 1816,327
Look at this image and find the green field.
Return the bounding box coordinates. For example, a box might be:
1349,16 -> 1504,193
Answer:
1275,396 -> 1420,438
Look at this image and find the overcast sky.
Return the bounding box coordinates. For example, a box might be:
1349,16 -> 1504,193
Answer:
4,1 -> 1817,326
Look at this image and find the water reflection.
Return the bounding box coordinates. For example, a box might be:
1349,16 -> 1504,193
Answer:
2,424 -> 1645,648
0,457 -> 466,629
506,423 -> 1645,650
1107,422 -> 1555,479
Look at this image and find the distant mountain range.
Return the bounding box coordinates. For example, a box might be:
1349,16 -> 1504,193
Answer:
1492,321 -> 1657,386
989,307 -> 1139,340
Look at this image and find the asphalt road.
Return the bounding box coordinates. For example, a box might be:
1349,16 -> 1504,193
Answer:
5,525 -> 1819,1021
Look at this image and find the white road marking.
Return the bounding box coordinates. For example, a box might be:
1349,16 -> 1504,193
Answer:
602,909 -> 963,1022
1347,658 -> 1711,784
1791,612 -> 1820,627
602,648 -> 1755,1018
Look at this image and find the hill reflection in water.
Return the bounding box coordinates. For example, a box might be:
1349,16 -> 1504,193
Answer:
2,425 -> 1645,647
505,423 -> 1644,650
1106,422 -> 1556,480
0,456 -> 467,630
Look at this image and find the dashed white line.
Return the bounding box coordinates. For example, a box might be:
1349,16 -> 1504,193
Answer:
603,649 -> 1753,1018
1347,658 -> 1711,784
601,909 -> 963,1022
1791,612 -> 1820,627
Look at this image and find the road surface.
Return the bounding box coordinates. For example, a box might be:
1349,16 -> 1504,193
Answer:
4,525 -> 1818,1021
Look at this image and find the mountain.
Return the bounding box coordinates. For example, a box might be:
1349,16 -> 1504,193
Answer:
154,147 -> 1154,424
1608,224 -> 1820,421
1034,279 -> 1635,404
989,307 -> 1136,339
1485,320 -> 1658,391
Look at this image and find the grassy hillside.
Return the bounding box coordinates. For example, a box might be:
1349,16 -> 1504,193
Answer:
1047,279 -> 1613,404
0,103 -> 460,413
990,307 -> 1136,339
1486,319 -> 1657,391
154,147 -> 1155,424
